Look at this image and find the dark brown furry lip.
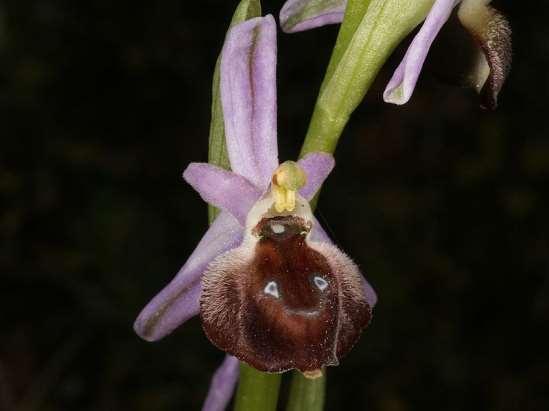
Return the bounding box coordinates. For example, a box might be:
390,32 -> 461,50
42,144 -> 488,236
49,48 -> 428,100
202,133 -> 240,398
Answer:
200,214 -> 372,373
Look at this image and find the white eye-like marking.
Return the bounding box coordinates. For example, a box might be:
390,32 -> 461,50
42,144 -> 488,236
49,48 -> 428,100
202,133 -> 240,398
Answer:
264,281 -> 280,298
313,276 -> 328,291
271,223 -> 285,234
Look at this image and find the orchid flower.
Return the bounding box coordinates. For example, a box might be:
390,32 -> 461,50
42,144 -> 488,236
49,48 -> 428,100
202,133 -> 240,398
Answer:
134,14 -> 376,411
280,0 -> 512,108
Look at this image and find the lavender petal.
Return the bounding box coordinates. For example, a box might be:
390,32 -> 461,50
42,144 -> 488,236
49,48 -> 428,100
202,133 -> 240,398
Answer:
383,0 -> 459,105
297,152 -> 335,200
221,15 -> 279,189
183,163 -> 262,225
134,212 -> 243,341
201,355 -> 240,411
280,0 -> 347,33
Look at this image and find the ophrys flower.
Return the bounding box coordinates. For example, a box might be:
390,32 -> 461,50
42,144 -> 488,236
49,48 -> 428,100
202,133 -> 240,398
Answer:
134,14 -> 376,410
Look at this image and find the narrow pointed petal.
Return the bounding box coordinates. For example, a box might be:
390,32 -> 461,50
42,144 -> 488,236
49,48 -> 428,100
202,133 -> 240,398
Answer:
184,163 -> 262,225
280,0 -> 347,33
134,212 -> 243,341
310,217 -> 378,307
221,15 -> 279,188
297,152 -> 335,200
458,0 -> 511,109
202,356 -> 240,411
383,0 -> 459,105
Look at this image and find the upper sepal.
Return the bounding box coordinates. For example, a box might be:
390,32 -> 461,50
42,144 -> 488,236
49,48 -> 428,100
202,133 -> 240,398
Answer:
220,15 -> 279,188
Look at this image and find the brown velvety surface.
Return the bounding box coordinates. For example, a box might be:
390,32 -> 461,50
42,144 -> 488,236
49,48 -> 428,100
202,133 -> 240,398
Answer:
202,215 -> 371,372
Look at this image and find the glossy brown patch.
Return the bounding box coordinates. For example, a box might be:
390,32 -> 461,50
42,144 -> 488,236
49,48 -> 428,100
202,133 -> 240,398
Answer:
201,215 -> 372,373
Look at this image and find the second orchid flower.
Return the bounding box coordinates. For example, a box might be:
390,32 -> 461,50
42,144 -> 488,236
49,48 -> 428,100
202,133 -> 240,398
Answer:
281,0 -> 512,108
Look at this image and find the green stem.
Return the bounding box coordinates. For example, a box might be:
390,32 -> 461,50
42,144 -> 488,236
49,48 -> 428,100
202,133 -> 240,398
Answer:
299,105 -> 347,156
286,372 -> 326,411
234,364 -> 282,411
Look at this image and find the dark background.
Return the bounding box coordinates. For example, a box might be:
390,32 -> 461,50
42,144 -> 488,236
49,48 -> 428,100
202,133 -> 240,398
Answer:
1,1 -> 547,410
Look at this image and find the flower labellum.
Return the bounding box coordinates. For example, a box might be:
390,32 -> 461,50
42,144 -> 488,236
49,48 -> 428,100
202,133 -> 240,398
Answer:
201,162 -> 371,375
